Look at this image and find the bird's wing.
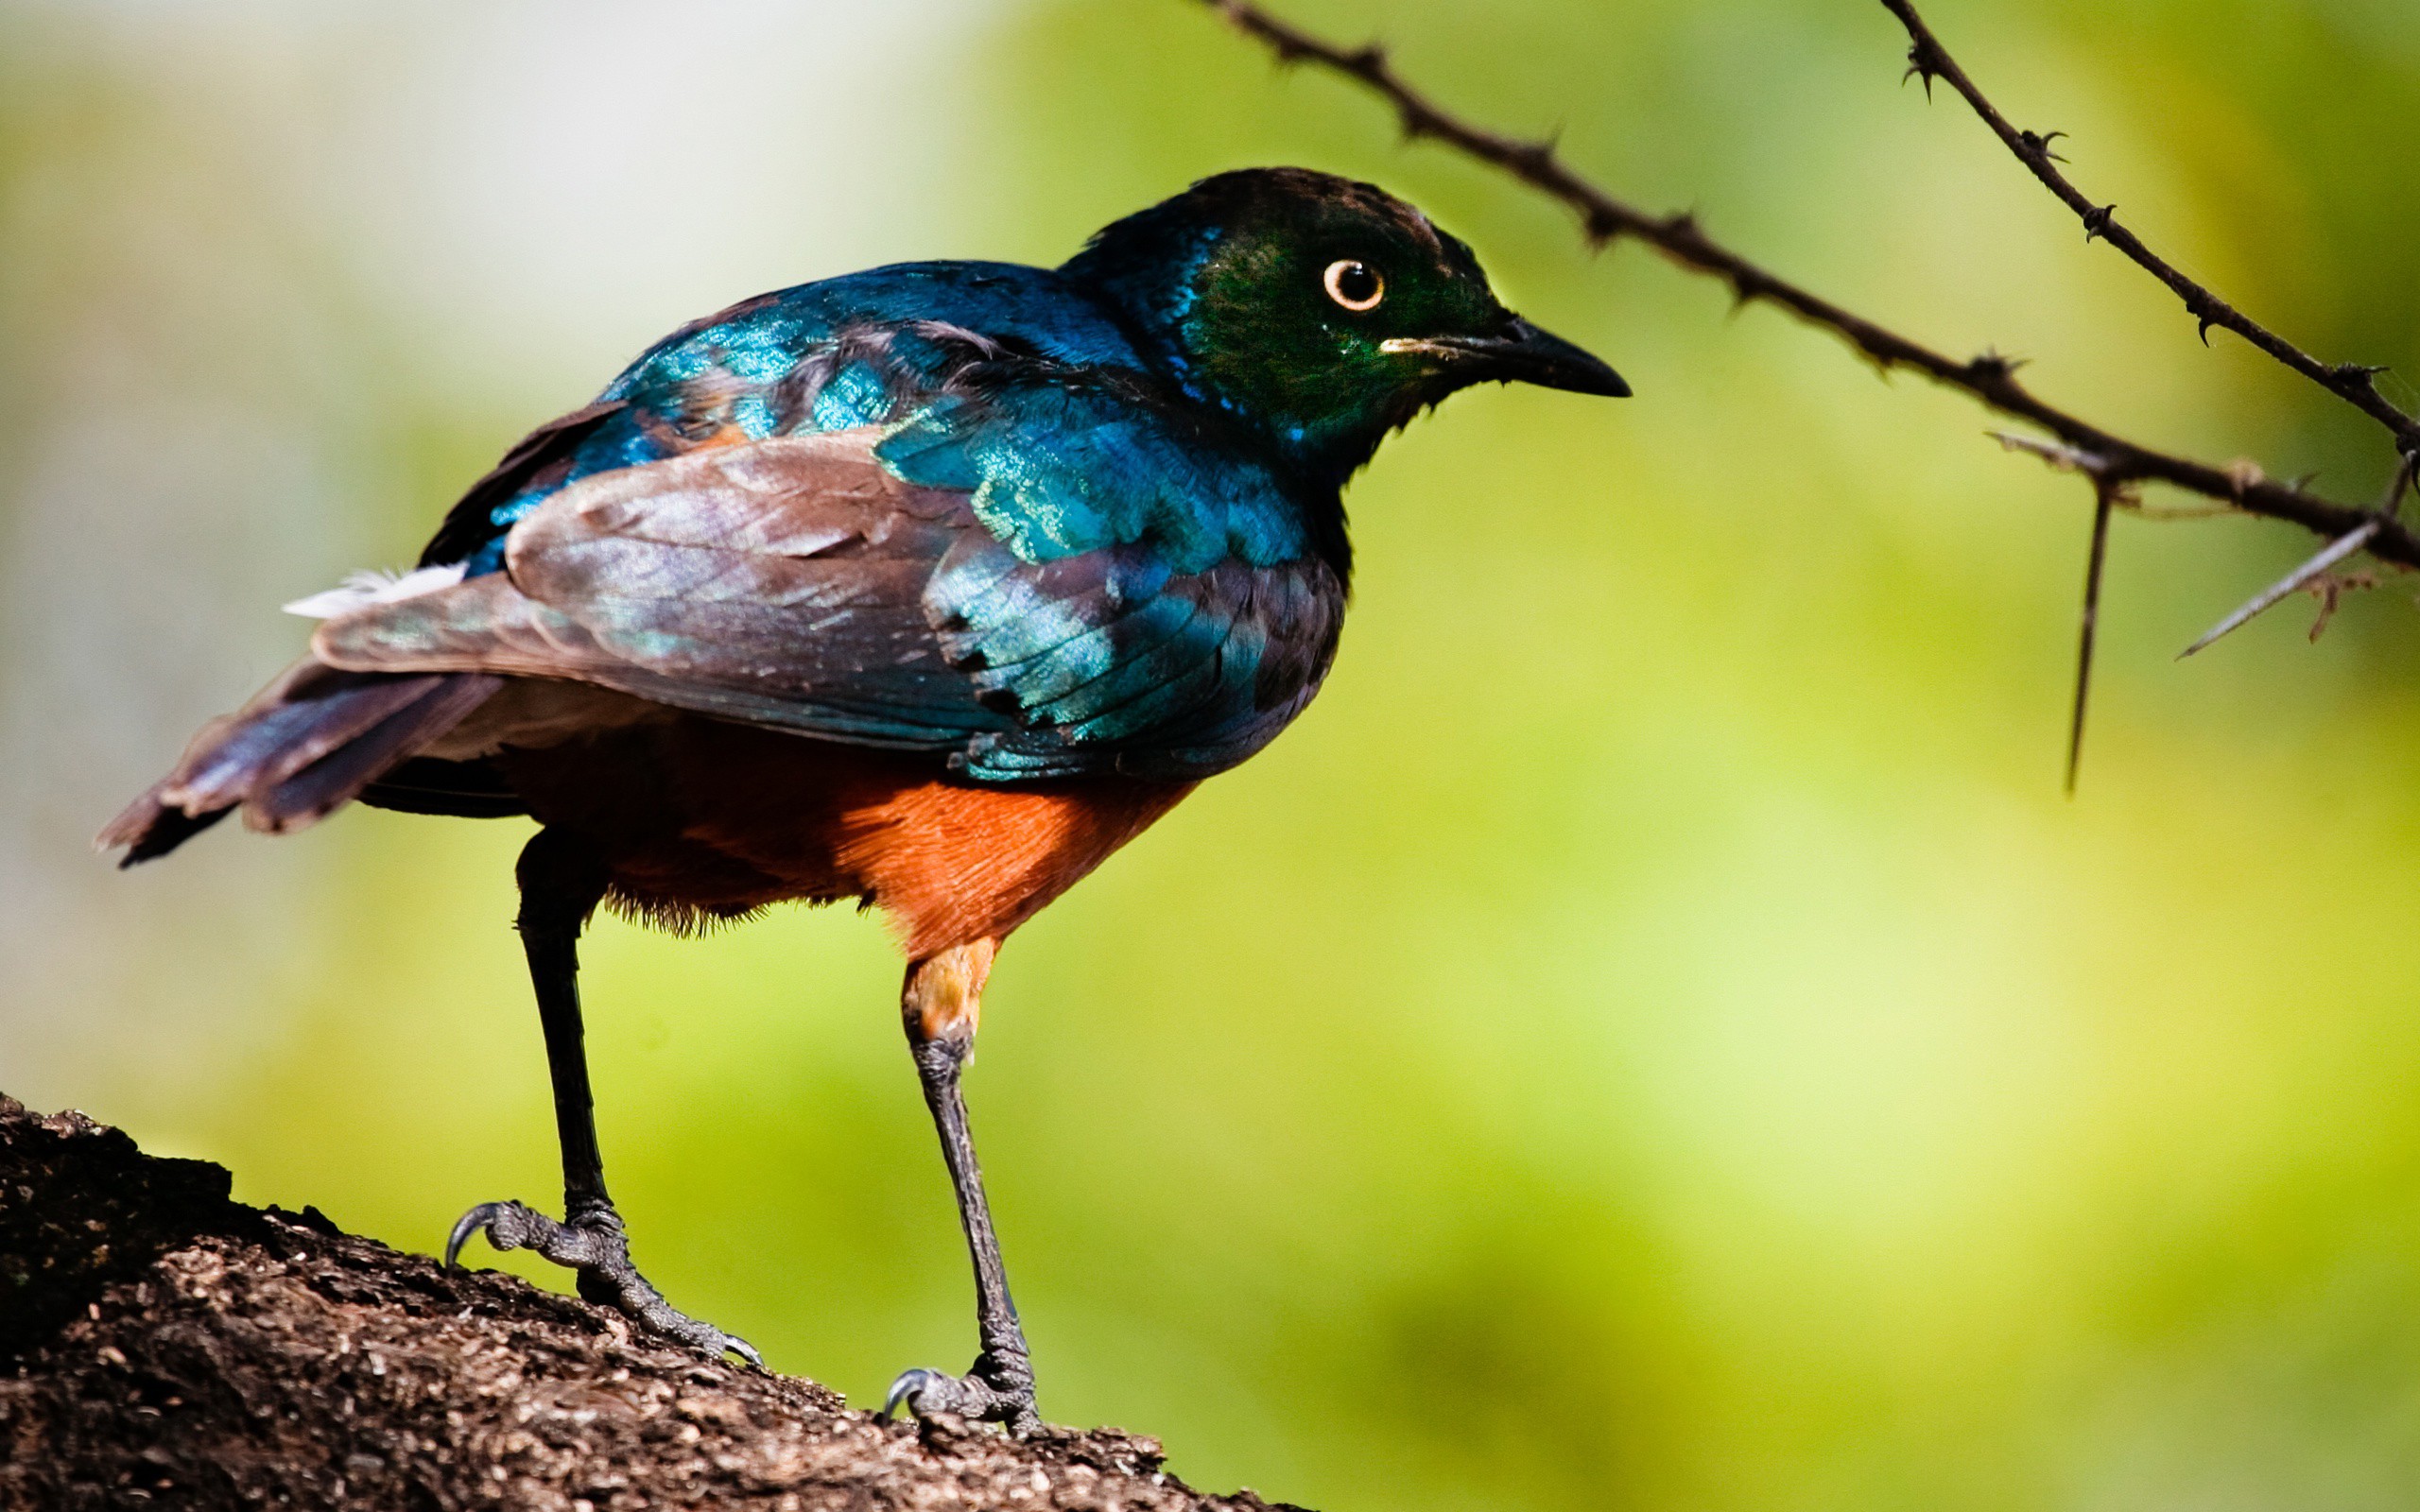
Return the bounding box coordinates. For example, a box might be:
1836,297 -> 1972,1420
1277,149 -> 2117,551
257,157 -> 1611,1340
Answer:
312,426 -> 1342,781
406,264 -> 1157,579
412,399 -> 632,573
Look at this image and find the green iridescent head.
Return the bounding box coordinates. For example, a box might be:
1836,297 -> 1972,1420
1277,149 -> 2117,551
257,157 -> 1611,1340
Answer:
1063,167 -> 1627,484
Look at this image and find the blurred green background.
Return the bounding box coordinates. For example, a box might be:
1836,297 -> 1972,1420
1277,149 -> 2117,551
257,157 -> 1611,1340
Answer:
8,0 -> 2420,1506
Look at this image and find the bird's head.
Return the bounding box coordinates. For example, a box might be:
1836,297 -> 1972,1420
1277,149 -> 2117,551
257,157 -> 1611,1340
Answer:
1063,166 -> 1627,485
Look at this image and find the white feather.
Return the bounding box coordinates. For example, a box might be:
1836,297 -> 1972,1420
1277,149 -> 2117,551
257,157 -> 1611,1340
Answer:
282,562 -> 468,619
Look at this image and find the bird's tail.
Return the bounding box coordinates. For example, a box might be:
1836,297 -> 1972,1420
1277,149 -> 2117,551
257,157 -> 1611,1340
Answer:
99,661 -> 503,866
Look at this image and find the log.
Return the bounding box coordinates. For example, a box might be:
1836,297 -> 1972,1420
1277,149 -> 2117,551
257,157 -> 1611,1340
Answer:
0,1097 -> 1307,1510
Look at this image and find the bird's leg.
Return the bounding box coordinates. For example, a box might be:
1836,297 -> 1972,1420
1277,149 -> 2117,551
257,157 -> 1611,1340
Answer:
880,939 -> 1040,1434
444,828 -> 759,1366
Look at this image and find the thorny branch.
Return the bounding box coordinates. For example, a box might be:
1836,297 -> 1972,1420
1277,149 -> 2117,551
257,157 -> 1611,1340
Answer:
1880,0 -> 2420,455
1196,0 -> 2420,565
1198,0 -> 2420,783
2178,452 -> 2418,657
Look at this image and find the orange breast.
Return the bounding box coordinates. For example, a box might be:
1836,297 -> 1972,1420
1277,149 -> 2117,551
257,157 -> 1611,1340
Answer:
821,769 -> 1193,957
502,715 -> 1194,959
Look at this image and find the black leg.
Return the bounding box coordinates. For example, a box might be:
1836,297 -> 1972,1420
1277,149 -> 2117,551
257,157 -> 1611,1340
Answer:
525,833 -> 610,1220
881,940 -> 1040,1433
444,828 -> 759,1366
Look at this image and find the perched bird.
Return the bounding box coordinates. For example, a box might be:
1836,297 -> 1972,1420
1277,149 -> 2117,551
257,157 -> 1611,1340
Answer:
101,167 -> 1626,1430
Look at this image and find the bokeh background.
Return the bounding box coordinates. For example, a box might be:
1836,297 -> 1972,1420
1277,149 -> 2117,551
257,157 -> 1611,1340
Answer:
9,0 -> 2420,1506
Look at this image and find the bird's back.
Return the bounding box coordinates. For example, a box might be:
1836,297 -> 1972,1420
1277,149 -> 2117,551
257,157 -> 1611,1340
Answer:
376,260 -> 1349,782
420,262 -> 1156,573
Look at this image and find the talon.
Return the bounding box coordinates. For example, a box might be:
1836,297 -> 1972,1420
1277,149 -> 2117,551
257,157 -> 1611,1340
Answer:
440,1196 -> 750,1364
882,1367 -> 948,1420
879,1363 -> 1038,1433
444,1199 -> 534,1269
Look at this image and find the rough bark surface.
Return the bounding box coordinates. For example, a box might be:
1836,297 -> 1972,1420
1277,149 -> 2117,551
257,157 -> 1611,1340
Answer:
0,1098 -> 1307,1511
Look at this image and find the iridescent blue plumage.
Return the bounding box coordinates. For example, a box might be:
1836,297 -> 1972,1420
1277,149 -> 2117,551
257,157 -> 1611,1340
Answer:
412,257 -> 1347,780
444,262 -> 1153,575
376,167 -> 1624,786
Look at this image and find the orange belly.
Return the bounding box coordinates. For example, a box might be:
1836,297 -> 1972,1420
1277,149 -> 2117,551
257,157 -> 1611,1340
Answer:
497,715 -> 1194,958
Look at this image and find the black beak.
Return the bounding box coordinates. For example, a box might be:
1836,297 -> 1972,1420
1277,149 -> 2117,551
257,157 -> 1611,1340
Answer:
1384,316 -> 1631,398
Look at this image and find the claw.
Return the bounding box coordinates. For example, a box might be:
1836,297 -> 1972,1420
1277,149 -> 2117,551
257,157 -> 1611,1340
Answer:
441,1196 -> 758,1366
882,1367 -> 949,1420
879,1362 -> 1039,1434
444,1200 -> 531,1270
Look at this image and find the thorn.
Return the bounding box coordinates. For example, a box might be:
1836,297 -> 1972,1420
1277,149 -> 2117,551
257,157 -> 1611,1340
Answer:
1989,430 -> 2107,475
2066,489 -> 2116,796
1966,349 -> 2030,383
1395,101 -> 1445,143
2177,519 -> 2381,659
2333,362 -> 2389,388
2019,129 -> 2069,163
1901,42 -> 1942,98
2082,203 -> 2117,242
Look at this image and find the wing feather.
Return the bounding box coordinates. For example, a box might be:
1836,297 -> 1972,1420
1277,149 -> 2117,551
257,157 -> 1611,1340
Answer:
317,425 -> 1342,780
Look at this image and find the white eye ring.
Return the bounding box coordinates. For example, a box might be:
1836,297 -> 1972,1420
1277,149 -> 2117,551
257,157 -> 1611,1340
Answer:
1322,259 -> 1385,312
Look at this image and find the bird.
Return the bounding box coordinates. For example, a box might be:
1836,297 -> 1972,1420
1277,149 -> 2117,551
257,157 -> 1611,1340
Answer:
99,166 -> 1628,1432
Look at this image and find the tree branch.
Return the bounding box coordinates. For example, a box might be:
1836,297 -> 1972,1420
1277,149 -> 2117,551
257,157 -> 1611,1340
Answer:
0,1097 -> 1305,1512
1195,0 -> 2420,569
2177,451 -> 2418,657
1879,0 -> 2420,453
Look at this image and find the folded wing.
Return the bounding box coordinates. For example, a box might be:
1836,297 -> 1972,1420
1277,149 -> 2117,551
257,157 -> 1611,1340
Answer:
312,429 -> 1342,782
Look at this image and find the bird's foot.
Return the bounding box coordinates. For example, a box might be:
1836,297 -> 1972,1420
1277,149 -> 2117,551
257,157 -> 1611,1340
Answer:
444,1199 -> 761,1366
881,1349 -> 1040,1435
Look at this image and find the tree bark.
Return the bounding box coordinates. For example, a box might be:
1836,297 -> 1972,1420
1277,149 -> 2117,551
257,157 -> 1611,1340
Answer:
0,1097 -> 1308,1511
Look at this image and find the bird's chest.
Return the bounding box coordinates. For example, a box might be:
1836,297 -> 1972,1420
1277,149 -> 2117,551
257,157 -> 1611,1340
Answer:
499,713 -> 1195,956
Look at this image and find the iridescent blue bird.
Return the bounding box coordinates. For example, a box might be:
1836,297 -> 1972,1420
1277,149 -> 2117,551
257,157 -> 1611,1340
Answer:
102,167 -> 1627,1430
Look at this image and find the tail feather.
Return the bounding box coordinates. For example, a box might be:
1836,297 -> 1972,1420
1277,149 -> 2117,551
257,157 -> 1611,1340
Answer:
160,665 -> 444,814
247,675 -> 501,833
115,804 -> 232,867
100,662 -> 503,866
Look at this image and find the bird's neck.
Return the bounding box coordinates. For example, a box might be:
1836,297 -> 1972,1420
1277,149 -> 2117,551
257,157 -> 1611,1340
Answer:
1063,238 -> 1393,489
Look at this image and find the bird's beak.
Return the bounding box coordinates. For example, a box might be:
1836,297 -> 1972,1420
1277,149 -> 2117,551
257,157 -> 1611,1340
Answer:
1382,317 -> 1631,398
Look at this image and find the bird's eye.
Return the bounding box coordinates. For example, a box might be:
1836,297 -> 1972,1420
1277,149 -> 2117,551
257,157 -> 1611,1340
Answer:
1322,259 -> 1385,312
